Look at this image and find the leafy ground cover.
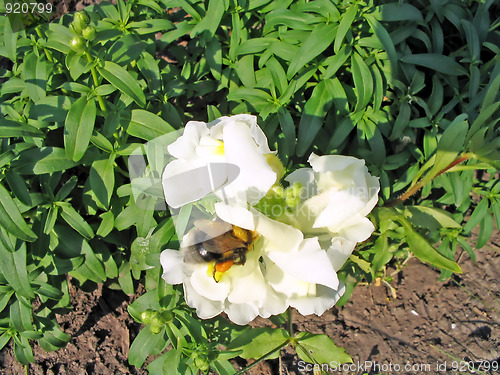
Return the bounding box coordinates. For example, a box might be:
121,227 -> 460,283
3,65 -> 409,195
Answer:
0,0 -> 499,373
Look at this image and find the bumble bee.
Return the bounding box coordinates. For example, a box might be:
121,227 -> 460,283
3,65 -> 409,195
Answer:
182,219 -> 257,282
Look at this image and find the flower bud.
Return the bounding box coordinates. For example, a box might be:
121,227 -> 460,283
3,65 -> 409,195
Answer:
140,309 -> 156,324
82,26 -> 96,41
69,21 -> 82,35
149,315 -> 164,334
160,310 -> 174,324
193,352 -> 210,372
74,11 -> 90,29
69,36 -> 86,52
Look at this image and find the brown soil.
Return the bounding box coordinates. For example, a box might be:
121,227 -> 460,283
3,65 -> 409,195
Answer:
1,234 -> 498,374
1,2 -> 499,374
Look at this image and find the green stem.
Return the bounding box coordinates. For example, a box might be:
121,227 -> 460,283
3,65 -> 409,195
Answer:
234,340 -> 289,375
84,51 -> 107,111
287,308 -> 293,337
234,309 -> 294,374
385,153 -> 473,207
35,26 -> 54,63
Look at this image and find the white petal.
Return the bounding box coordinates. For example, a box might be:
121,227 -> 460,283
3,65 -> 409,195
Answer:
214,203 -> 255,230
183,282 -> 224,319
308,153 -> 366,190
358,175 -> 380,216
268,238 -> 339,290
160,249 -> 185,285
228,266 -> 268,306
312,190 -> 365,229
258,288 -> 288,317
190,268 -> 231,302
285,168 -> 317,200
266,262 -> 312,297
289,283 -> 346,316
333,215 -> 375,243
253,210 -> 303,253
326,238 -> 357,271
162,159 -> 214,208
167,121 -> 208,159
222,121 -> 276,204
224,302 -> 259,325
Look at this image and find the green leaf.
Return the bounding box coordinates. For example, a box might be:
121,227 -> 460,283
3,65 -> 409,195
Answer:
89,156 -> 115,209
107,34 -> 147,66
97,211 -> 114,237
137,52 -> 162,92
5,170 -> 31,207
351,52 -> 373,112
129,327 -> 168,368
14,335 -> 35,365
390,101 -> 410,140
58,202 -> 95,240
205,38 -> 222,80
0,183 -> 37,242
97,61 -> 146,107
23,51 -> 47,102
12,147 -> 79,175
127,109 -> 175,141
401,54 -> 467,76
334,4 -> 357,53
463,198 -> 489,234
38,321 -> 71,351
322,44 -> 351,80
191,0 -> 227,37
64,96 -> 97,162
400,218 -> 462,273
70,239 -> 106,283
226,327 -> 289,359
287,23 -> 337,78
476,213 -> 493,249
294,332 -> 352,365
31,281 -> 64,300
90,132 -> 114,153
424,115 -> 468,182
227,88 -> 273,110
0,119 -> 44,138
0,235 -> 35,299
364,14 -> 398,77
405,206 -> 461,231
296,79 -> 338,156
277,107 -> 296,158
29,95 -> 75,122
371,234 -> 391,271
3,14 -> 22,62
118,261 -> 135,295
373,3 -> 423,22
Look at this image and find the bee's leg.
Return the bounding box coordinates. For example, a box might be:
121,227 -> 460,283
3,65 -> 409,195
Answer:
212,265 -> 220,283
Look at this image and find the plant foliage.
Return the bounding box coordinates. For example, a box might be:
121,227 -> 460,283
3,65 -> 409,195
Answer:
0,0 -> 498,371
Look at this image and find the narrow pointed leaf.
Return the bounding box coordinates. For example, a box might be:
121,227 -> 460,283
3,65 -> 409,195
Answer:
58,202 -> 94,240
97,61 -> 146,107
64,97 -> 97,162
400,218 -> 462,273
0,183 -> 37,242
0,235 -> 35,299
334,4 -> 357,53
287,23 -> 337,78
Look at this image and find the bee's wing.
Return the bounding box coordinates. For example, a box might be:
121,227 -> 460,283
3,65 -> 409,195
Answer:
193,219 -> 232,238
202,234 -> 247,254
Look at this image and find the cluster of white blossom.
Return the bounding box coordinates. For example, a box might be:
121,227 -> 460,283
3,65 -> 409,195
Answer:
160,115 -> 379,325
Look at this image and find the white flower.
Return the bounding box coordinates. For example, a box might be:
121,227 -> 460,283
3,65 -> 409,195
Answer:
160,203 -> 349,324
285,153 -> 380,270
162,115 -> 277,208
